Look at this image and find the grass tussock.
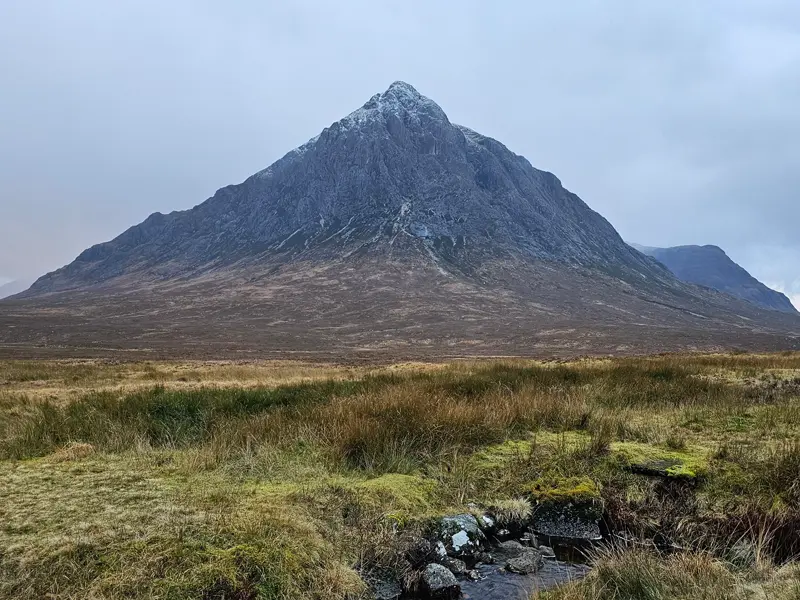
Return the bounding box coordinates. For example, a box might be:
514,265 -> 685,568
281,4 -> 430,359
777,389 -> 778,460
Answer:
1,354 -> 799,599
538,546 -> 800,600
48,440 -> 96,462
488,498 -> 533,525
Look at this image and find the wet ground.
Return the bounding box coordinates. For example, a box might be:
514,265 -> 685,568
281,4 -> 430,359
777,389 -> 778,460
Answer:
459,559 -> 591,600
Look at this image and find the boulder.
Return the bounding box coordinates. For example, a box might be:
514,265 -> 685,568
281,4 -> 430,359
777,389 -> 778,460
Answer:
531,500 -> 603,542
438,514 -> 484,557
440,556 -> 468,575
405,536 -> 435,568
495,540 -> 526,558
421,563 -> 461,599
506,549 -> 544,574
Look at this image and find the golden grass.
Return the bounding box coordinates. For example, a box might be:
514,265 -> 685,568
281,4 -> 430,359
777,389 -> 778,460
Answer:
537,546 -> 800,600
0,359 -> 442,404
47,441 -> 96,462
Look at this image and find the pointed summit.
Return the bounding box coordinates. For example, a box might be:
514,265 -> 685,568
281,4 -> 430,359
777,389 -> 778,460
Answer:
339,81 -> 450,133
378,80 -> 444,115
382,80 -> 426,105
385,80 -> 421,95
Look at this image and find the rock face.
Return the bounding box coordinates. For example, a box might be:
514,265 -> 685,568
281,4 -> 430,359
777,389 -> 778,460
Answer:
28,81 -> 669,295
632,244 -> 797,314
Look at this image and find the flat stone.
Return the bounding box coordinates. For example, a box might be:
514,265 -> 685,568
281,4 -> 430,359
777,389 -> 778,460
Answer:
364,570 -> 402,600
372,578 -> 402,600
506,549 -> 544,574
629,458 -> 683,477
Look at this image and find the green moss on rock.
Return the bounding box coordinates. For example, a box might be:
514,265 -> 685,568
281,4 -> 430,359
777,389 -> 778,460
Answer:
612,441 -> 710,480
353,473 -> 437,514
524,476 -> 602,502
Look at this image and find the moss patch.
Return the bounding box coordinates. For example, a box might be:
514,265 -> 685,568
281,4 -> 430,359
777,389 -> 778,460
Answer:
353,473 -> 437,515
612,441 -> 711,479
469,432 -> 590,472
469,439 -> 533,471
524,476 -> 602,502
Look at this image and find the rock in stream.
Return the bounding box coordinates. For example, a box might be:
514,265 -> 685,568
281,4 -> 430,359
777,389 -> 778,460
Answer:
421,563 -> 461,599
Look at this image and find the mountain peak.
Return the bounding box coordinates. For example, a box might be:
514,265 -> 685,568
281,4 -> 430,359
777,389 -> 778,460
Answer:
378,80 -> 439,113
338,81 -> 449,132
385,80 -> 421,96
24,79 -> 669,297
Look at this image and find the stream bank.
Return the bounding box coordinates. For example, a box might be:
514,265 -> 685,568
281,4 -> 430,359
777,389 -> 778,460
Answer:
371,493 -> 603,600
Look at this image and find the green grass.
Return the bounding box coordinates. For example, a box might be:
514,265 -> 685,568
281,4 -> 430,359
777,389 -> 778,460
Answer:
1,355 -> 799,599
0,376 -> 395,459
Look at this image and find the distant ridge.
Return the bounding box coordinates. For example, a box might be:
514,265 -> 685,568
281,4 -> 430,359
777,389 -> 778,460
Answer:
0,279 -> 33,300
632,243 -> 797,314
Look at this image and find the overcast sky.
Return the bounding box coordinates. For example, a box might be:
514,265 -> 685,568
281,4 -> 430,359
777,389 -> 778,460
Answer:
1,1 -> 798,305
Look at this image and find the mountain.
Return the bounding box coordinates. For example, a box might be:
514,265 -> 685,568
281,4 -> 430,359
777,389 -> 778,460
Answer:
27,81 -> 662,294
633,244 -> 797,314
0,279 -> 33,300
3,82 -> 799,358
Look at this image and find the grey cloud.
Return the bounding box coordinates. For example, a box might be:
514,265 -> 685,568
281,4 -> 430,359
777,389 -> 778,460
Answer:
0,0 -> 797,298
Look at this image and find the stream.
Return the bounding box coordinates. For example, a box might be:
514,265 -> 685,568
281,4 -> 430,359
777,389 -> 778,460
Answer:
459,559 -> 590,599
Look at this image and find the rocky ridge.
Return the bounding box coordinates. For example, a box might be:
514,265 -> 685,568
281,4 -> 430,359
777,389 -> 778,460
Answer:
632,244 -> 797,314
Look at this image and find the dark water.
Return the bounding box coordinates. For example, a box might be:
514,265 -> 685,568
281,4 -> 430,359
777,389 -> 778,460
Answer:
459,560 -> 590,600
